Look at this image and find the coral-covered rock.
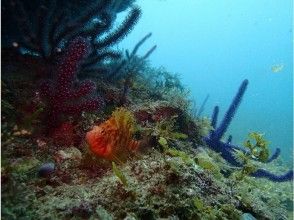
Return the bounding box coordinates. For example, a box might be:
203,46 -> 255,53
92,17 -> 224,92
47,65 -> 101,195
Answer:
133,101 -> 181,124
152,106 -> 181,121
134,109 -> 153,123
55,147 -> 83,169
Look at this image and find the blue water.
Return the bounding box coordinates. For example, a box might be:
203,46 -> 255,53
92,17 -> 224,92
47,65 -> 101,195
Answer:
118,0 -> 293,163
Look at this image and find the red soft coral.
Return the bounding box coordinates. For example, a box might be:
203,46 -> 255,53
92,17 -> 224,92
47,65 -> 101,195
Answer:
40,37 -> 104,130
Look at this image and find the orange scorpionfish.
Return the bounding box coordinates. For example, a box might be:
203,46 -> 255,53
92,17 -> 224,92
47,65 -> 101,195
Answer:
86,108 -> 139,162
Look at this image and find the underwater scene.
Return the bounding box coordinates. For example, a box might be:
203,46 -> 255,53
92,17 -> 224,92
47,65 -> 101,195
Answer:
1,0 -> 293,219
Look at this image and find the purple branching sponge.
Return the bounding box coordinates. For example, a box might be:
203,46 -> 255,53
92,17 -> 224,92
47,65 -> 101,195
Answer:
40,37 -> 104,128
204,79 -> 293,182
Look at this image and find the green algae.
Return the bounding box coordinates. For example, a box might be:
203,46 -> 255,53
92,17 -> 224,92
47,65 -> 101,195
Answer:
11,158 -> 40,174
243,132 -> 270,162
112,162 -> 128,187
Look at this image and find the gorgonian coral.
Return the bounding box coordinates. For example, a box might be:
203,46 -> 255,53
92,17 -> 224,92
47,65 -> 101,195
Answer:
3,0 -> 139,69
40,37 -> 104,129
86,108 -> 139,162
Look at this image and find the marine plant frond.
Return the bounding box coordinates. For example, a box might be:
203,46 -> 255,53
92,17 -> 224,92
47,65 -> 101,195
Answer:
232,149 -> 248,165
112,161 -> 128,186
243,132 -> 270,163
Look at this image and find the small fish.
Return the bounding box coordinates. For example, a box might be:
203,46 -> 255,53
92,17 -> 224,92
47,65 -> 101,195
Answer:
86,108 -> 139,162
271,64 -> 284,73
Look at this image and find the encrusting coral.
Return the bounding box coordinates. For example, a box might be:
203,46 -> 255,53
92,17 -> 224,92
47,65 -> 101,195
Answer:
86,108 -> 139,162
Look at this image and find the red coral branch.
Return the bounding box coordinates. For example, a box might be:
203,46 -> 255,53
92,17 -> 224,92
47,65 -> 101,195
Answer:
40,37 -> 104,129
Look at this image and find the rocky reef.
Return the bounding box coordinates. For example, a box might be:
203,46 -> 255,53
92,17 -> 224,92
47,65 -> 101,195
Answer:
1,0 -> 293,219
